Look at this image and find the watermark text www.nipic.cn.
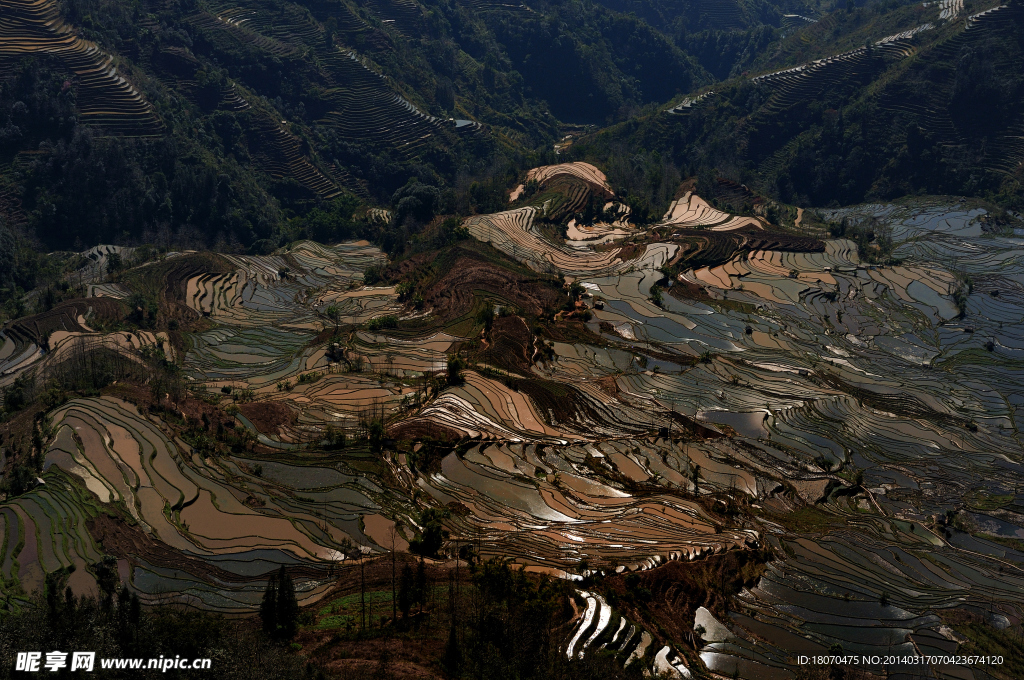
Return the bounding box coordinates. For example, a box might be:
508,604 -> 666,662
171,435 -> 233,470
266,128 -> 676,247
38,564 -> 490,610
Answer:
15,652 -> 213,672
798,654 -> 1004,666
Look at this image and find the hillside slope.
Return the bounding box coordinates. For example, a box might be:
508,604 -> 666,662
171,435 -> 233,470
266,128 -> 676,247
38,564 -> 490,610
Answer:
575,0 -> 1024,207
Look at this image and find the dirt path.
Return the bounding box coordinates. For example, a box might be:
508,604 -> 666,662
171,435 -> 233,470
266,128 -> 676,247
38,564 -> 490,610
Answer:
794,207 -> 804,229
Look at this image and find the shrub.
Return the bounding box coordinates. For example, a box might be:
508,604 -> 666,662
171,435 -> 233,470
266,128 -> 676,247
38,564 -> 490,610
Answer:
366,315 -> 398,332
649,285 -> 664,307
446,354 -> 466,385
409,508 -> 450,557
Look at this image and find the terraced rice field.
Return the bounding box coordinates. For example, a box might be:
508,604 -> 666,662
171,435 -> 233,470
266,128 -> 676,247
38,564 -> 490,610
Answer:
666,90 -> 716,115
1,193 -> 1021,679
564,590 -> 693,677
181,241 -> 415,430
12,394 -> 396,611
398,438 -> 764,566
190,0 -> 456,160
525,162 -> 614,195
0,0 -> 162,135
481,163 -> 781,277
184,240 -> 389,328
0,301 -> 168,392
453,195 -> 1024,675
463,206 -> 673,276
660,192 -> 765,231
749,24 -> 927,101
0,240 -> 418,610
245,112 -> 344,199
932,0 -> 965,20
605,201 -> 1024,676
737,2 -> 1024,180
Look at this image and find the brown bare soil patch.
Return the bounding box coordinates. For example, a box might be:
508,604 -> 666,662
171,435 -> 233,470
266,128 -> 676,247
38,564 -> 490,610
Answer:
734,228 -> 824,252
593,376 -> 620,398
673,177 -> 698,200
239,401 -> 298,434
499,376 -> 594,425
308,326 -> 346,348
110,383 -> 232,431
385,252 -> 434,281
478,315 -> 532,373
540,318 -> 604,345
668,280 -> 713,302
382,245 -> 564,326
389,420 -> 463,444
614,243 -> 643,260
102,383 -> 158,409
323,645 -> 442,680
711,177 -> 764,212
671,412 -> 725,439
425,259 -> 561,322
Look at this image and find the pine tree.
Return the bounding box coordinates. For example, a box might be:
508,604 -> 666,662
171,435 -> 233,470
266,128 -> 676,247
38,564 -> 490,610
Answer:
443,623 -> 461,678
130,593 -> 141,631
398,564 -> 412,619
116,588 -> 133,654
415,557 -> 426,613
260,574 -> 278,636
276,566 -> 299,640
45,572 -> 61,632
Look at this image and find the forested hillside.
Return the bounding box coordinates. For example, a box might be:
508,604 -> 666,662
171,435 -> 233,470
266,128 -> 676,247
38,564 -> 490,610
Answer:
0,0 -> 1021,302
577,0 -> 1024,208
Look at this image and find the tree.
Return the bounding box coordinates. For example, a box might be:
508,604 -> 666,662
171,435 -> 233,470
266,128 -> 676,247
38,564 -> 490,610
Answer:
324,305 -> 341,335
3,372 -> 33,414
324,424 -> 346,449
368,419 -> 385,453
415,557 -> 426,613
115,588 -> 141,655
126,292 -> 157,328
106,252 -> 123,276
1,461 -> 34,497
649,284 -> 664,308
304,196 -> 359,244
260,574 -> 278,636
446,354 -> 466,386
410,508 -> 449,557
443,622 -> 461,677
372,645 -> 396,680
276,566 -> 299,640
476,304 -> 495,332
0,218 -> 16,294
391,180 -> 442,226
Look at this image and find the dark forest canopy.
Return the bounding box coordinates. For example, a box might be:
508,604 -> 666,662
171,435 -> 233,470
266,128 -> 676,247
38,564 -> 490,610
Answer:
0,0 -> 1020,266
